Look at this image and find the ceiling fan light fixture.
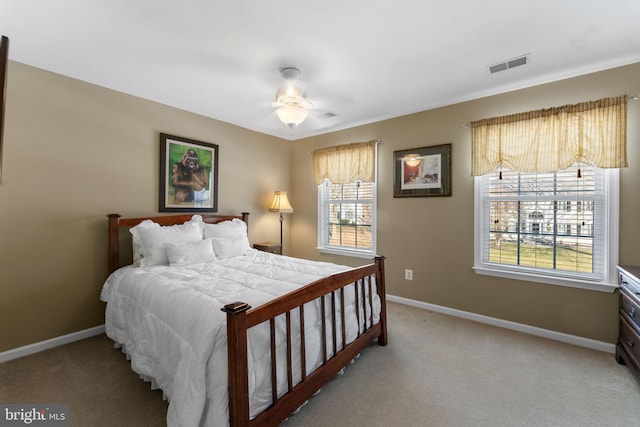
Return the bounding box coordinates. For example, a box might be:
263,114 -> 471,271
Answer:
276,104 -> 308,128
272,66 -> 312,129
274,85 -> 311,108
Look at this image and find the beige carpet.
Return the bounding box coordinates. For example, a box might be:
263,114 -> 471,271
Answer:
1,302 -> 638,426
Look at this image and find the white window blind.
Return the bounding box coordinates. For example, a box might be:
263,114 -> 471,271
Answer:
474,163 -> 619,291
318,180 -> 376,257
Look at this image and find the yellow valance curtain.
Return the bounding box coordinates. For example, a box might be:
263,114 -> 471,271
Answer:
312,141 -> 376,185
471,96 -> 628,176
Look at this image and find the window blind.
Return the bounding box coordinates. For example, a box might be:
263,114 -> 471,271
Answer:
481,163 -> 606,280
319,180 -> 374,251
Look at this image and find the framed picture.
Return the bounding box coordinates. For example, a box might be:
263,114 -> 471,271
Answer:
0,35 -> 8,185
159,133 -> 218,212
393,143 -> 451,197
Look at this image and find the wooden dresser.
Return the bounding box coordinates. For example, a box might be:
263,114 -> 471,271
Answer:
616,265 -> 640,384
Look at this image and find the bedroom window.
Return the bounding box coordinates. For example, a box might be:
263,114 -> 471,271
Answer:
313,141 -> 378,258
474,164 -> 619,291
471,96 -> 627,292
317,180 -> 376,257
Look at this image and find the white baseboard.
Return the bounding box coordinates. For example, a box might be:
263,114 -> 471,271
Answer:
387,294 -> 616,354
0,325 -> 105,363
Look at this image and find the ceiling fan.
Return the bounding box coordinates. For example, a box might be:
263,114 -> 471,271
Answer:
272,67 -> 313,129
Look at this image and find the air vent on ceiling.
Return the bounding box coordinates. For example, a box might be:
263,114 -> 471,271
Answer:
488,54 -> 530,74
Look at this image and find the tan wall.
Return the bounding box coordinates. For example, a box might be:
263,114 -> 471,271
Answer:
291,62 -> 640,343
0,62 -> 292,352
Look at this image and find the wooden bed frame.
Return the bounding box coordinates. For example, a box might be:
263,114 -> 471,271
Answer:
107,212 -> 388,427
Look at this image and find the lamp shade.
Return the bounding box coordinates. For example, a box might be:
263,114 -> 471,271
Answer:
268,191 -> 293,213
275,105 -> 308,127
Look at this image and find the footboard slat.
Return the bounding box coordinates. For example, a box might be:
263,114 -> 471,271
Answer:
321,297 -> 327,365
286,311 -> 293,392
299,305 -> 306,382
331,291 -> 337,356
340,288 -> 346,351
225,256 -> 387,427
368,276 -> 374,328
355,279 -> 361,337
269,318 -> 277,405
361,277 -> 368,328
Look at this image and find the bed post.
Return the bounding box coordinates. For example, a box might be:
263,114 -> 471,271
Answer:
222,301 -> 252,427
107,214 -> 121,275
241,212 -> 250,233
374,256 -> 388,346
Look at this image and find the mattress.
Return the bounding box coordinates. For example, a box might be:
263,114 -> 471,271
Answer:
100,249 -> 380,426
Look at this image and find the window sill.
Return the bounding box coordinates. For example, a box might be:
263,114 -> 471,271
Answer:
473,265 -> 618,293
317,246 -> 377,260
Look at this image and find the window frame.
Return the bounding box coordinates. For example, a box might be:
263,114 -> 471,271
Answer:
317,179 -> 377,259
473,167 -> 619,293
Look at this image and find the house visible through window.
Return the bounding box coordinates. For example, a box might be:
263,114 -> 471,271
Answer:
479,161 -> 608,280
474,163 -> 619,290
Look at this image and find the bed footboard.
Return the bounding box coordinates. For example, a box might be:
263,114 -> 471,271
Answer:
222,256 -> 387,427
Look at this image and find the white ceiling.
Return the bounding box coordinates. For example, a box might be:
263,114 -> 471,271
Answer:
2,1 -> 640,140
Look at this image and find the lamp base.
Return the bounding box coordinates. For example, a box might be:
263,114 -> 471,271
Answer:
279,212 -> 284,248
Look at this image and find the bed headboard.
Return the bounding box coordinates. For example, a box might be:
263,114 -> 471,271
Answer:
107,212 -> 250,275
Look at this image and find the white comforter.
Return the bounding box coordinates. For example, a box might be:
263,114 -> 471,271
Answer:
100,249 -> 380,427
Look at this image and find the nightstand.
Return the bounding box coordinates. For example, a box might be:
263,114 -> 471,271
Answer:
253,242 -> 282,255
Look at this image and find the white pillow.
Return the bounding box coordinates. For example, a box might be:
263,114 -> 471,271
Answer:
130,220 -> 160,266
202,218 -> 245,237
166,238 -> 216,266
203,219 -> 251,253
130,216 -> 204,266
211,236 -> 250,259
136,219 -> 204,267
204,222 -> 251,258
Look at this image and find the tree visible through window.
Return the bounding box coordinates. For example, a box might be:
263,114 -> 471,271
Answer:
479,163 -> 610,279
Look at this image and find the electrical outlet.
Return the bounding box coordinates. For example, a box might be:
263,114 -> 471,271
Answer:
404,269 -> 413,280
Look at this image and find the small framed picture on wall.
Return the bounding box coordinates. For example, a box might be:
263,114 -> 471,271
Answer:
393,143 -> 451,197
